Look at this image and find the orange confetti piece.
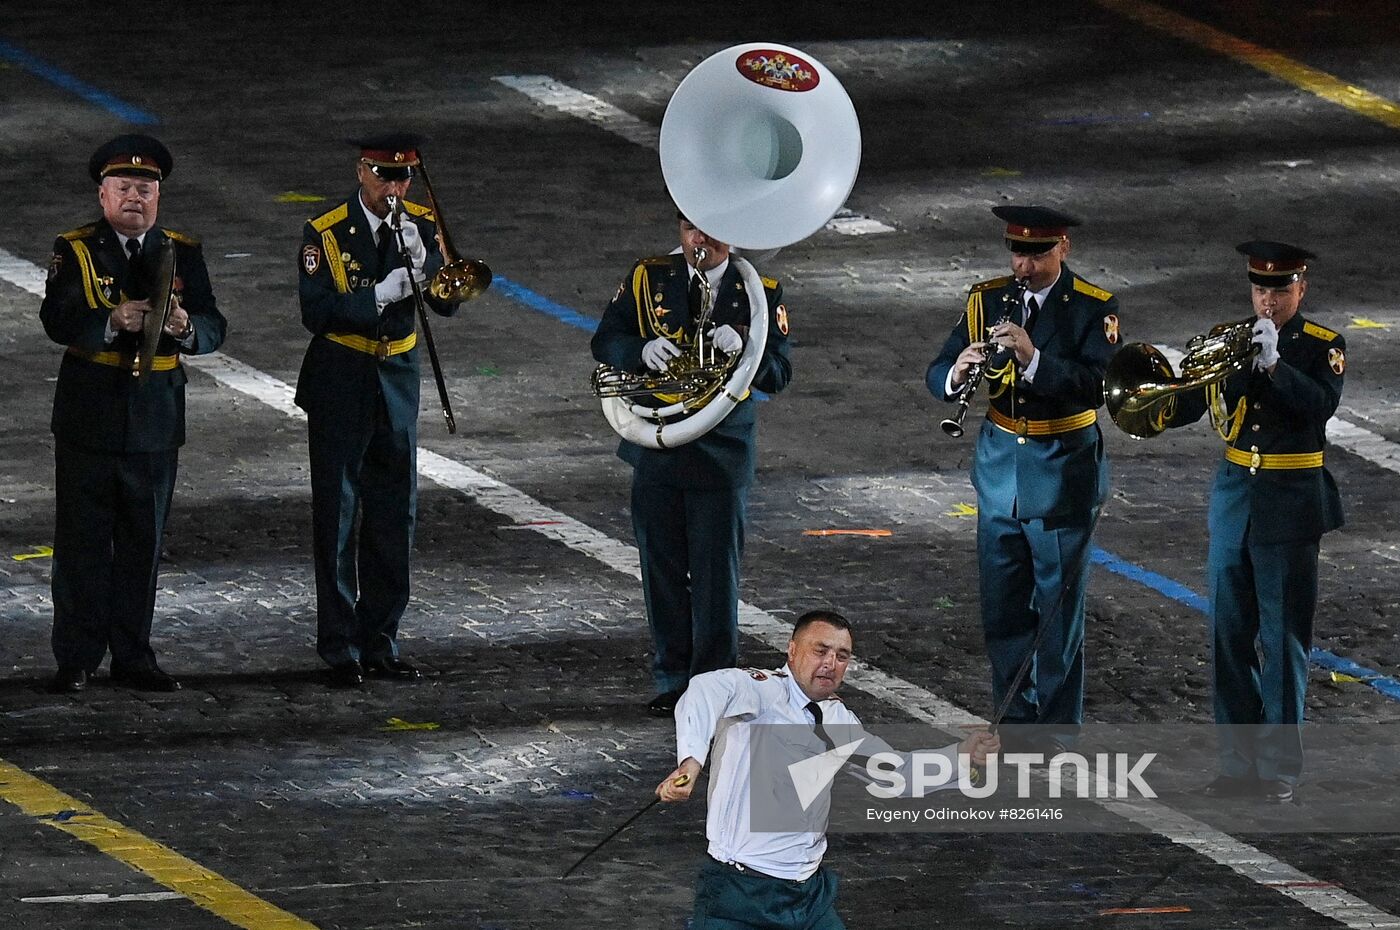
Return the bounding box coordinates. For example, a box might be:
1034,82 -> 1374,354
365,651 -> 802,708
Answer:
1098,906 -> 1192,916
802,529 -> 893,538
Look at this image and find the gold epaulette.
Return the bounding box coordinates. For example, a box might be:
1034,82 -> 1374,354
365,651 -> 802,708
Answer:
1303,321 -> 1339,342
969,275 -> 1012,294
60,223 -> 99,241
310,203 -> 349,233
402,200 -> 435,222
1073,278 -> 1113,301
760,275 -> 779,289
162,228 -> 199,246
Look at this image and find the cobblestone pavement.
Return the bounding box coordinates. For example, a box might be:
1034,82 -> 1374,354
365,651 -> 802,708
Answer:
2,2 -> 1400,928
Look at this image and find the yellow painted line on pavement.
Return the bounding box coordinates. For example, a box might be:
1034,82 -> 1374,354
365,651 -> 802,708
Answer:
0,759 -> 318,929
1095,0 -> 1400,131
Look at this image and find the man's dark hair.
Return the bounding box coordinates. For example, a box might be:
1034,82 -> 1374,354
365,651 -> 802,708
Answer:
792,609 -> 852,639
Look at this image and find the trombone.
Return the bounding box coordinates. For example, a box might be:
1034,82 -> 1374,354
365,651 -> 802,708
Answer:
383,154 -> 492,435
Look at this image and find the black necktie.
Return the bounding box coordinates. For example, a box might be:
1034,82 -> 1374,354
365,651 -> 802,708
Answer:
687,273 -> 704,318
806,701 -> 836,751
1024,295 -> 1038,326
376,224 -> 393,270
126,237 -> 141,266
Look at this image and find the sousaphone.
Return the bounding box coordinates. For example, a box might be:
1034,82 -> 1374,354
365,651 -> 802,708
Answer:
594,42 -> 862,449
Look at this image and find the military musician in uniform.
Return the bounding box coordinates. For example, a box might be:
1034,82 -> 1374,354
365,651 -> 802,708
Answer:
295,133 -> 462,688
40,134 -> 226,693
1163,242 -> 1344,803
591,212 -> 791,716
926,206 -> 1120,747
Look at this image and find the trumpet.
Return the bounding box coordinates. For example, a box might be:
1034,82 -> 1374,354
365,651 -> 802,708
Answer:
1104,316 -> 1260,439
941,277 -> 1027,438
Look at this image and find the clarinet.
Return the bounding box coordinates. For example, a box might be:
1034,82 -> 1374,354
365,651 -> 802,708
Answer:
940,277 -> 1029,438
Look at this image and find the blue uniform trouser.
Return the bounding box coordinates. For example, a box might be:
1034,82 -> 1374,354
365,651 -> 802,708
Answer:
308,393 -> 416,667
977,504 -> 1097,728
632,481 -> 746,694
1208,501 -> 1318,783
693,859 -> 844,930
51,443 -> 177,672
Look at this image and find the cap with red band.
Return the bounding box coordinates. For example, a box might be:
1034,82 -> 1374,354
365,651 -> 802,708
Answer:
1236,240 -> 1314,286
87,134 -> 173,183
349,132 -> 423,180
991,205 -> 1081,254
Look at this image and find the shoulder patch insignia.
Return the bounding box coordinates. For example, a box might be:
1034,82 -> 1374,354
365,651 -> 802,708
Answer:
760,275 -> 779,289
1104,314 -> 1119,345
1303,321 -> 1339,342
1073,278 -> 1113,301
162,228 -> 199,246
1328,346 -> 1345,374
310,203 -> 349,233
60,223 -> 99,242
969,275 -> 1013,294
301,243 -> 321,276
776,304 -> 789,335
748,669 -> 769,681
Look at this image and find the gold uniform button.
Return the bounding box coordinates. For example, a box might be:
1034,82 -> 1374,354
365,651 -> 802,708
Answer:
1252,424 -> 1261,432
1250,445 -> 1259,453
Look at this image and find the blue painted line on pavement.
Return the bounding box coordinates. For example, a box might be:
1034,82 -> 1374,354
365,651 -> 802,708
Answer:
492,273 -> 768,399
1092,546 -> 1400,704
0,39 -> 159,125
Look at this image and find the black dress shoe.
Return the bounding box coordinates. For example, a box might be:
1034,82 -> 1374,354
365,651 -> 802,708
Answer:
110,663 -> 181,692
1198,774 -> 1260,798
646,688 -> 684,718
363,657 -> 421,680
1258,779 -> 1296,804
327,661 -> 365,688
49,668 -> 87,693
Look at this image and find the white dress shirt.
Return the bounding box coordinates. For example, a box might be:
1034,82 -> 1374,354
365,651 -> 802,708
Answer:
675,665 -> 961,881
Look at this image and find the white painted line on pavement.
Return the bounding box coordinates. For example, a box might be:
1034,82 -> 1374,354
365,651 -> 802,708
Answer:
493,74 -> 896,237
4,213 -> 1396,930
0,247 -> 46,295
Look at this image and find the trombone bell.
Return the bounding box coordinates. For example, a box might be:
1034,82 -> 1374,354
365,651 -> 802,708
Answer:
429,258 -> 492,303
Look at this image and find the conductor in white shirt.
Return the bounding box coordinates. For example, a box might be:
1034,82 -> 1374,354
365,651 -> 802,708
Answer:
657,610 -> 998,929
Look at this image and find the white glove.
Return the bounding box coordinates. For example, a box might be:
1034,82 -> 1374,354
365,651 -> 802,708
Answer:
396,220 -> 428,270
711,324 -> 743,354
373,267 -> 426,309
642,337 -> 682,372
1251,317 -> 1280,370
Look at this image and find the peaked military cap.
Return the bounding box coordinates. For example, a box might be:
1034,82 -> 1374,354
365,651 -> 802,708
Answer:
992,205 -> 1081,255
88,134 -> 173,183
351,132 -> 423,180
1236,240 -> 1314,286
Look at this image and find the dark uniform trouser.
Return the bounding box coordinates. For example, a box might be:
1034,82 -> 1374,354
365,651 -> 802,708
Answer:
1207,512 -> 1318,783
51,443 -> 177,672
693,859 -> 843,930
977,505 -> 1097,729
631,481 -> 746,694
308,394 -> 416,667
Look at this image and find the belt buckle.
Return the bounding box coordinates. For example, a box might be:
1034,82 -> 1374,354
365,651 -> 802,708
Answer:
375,336 -> 390,361
1249,451 -> 1261,473
1015,417 -> 1029,437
